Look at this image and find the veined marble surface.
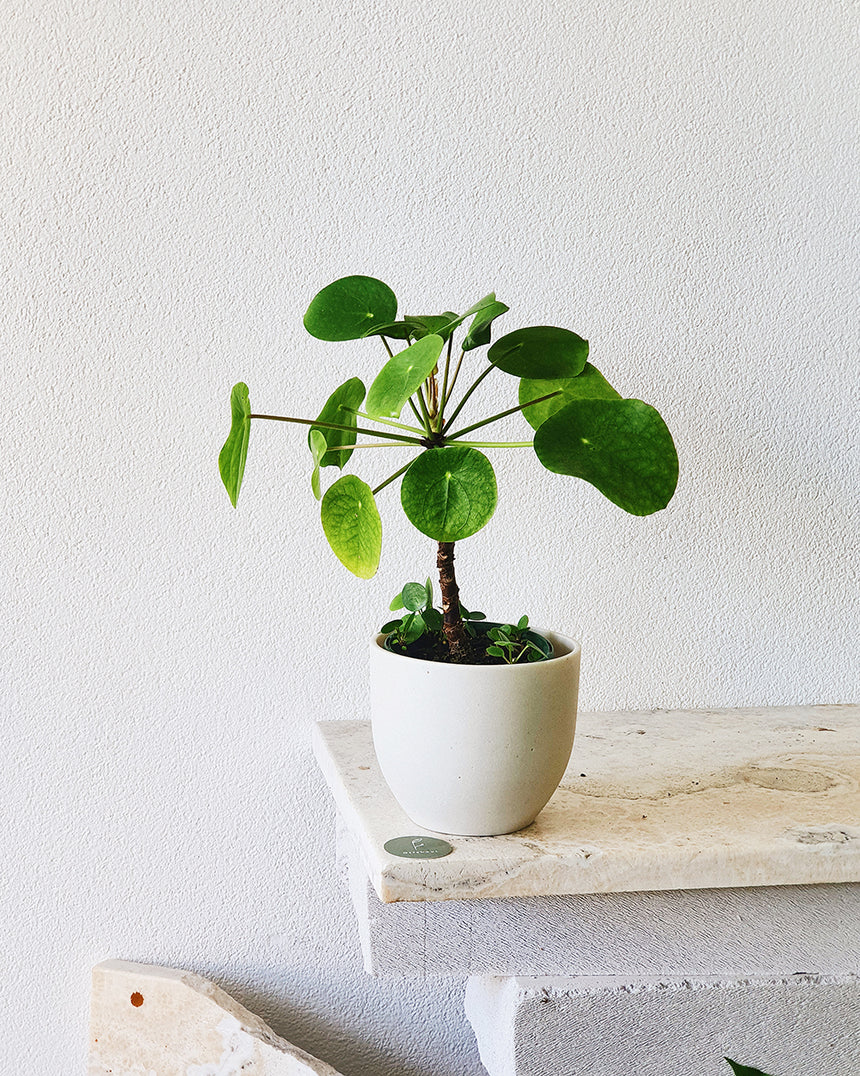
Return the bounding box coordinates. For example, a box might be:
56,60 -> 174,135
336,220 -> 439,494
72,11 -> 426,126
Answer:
312,705 -> 860,903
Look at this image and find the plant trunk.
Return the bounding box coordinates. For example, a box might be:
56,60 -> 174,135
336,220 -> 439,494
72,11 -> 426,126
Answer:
437,541 -> 470,662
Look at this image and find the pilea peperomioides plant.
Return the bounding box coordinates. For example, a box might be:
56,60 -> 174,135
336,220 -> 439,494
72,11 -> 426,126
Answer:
219,275 -> 678,663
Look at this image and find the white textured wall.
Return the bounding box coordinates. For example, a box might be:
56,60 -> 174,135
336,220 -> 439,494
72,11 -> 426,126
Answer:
2,2 -> 857,1074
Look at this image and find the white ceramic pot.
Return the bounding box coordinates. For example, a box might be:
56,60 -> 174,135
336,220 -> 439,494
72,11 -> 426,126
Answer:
370,629 -> 581,836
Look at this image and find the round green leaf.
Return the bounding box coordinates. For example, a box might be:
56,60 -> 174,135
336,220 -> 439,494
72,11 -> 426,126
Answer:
519,363 -> 621,431
309,377 -> 366,469
366,334 -> 444,418
488,326 -> 589,379
321,475 -> 382,578
400,446 -> 497,542
304,276 -> 398,341
534,397 -> 678,515
218,382 -> 250,507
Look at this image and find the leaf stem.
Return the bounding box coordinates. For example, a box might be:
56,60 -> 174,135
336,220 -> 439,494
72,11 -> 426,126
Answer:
347,409 -> 425,435
415,388 -> 433,430
446,390 -> 562,440
449,440 -> 533,448
372,460 -> 414,495
442,350 -> 465,412
380,337 -> 394,359
441,364 -> 495,433
249,413 -> 424,445
408,397 -> 426,430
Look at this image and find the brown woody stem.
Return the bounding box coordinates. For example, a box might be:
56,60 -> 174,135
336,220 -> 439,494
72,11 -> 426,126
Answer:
437,541 -> 470,661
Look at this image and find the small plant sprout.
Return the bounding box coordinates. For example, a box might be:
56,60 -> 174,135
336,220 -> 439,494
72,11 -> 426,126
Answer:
486,617 -> 549,664
219,275 -> 678,663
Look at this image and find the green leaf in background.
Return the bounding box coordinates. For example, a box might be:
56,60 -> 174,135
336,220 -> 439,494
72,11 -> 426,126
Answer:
304,276 -> 398,341
488,325 -> 589,379
362,320 -> 416,340
218,382 -> 251,507
366,334 -> 444,418
320,474 -> 382,579
519,363 -> 622,431
725,1059 -> 777,1076
462,300 -> 509,351
533,397 -> 678,515
408,313 -> 460,342
401,446 -> 498,541
309,377 -> 366,469
309,429 -> 327,500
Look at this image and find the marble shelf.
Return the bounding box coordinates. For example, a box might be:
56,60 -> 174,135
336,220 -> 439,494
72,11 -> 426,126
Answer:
312,704 -> 860,904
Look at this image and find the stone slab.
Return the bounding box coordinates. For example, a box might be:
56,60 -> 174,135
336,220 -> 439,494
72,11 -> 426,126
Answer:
89,960 -> 346,1075
313,705 -> 860,903
341,833 -> 860,977
465,973 -> 860,1076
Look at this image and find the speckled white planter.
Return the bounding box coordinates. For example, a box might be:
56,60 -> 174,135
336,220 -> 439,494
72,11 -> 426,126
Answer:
370,630 -> 581,836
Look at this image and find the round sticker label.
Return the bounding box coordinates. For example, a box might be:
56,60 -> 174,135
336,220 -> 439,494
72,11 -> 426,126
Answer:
384,835 -> 454,859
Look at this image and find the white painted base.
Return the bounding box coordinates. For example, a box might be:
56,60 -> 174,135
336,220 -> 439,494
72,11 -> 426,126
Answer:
340,824 -> 860,979
89,961 -> 346,1076
465,973 -> 860,1076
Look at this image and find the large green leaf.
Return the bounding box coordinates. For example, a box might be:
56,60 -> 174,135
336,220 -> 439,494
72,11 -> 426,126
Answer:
401,446 -> 497,541
533,397 -> 678,515
488,325 -> 589,378
218,382 -> 251,507
519,363 -> 621,431
320,475 -> 382,578
366,334 -> 444,418
304,276 -> 398,341
725,1060 -> 776,1076
462,300 -> 509,351
309,377 -> 366,469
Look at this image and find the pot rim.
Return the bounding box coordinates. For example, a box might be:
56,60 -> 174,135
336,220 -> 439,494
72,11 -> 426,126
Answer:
372,627 -> 580,669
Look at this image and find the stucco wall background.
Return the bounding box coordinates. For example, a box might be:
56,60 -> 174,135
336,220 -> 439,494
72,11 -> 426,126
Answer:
2,1 -> 857,1073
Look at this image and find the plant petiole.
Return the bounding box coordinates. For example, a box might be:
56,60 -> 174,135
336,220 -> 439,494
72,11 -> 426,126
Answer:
446,390 -> 563,440
346,409 -> 425,435
441,364 -> 495,434
372,460 -> 414,495
249,413 -> 424,445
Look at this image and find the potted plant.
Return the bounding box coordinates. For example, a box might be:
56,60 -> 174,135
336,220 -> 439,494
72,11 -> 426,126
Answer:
219,275 -> 678,835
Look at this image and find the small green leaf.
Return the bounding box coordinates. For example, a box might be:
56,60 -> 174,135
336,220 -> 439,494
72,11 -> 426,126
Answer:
402,611 -> 426,643
400,446 -> 498,542
401,582 -> 428,612
424,577 -> 433,606
534,397 -> 678,515
487,645 -> 505,658
463,293 -> 498,316
381,618 -> 403,634
462,301 -> 509,351
320,475 -> 382,578
725,1060 -> 776,1076
309,429 -> 327,500
219,382 -> 251,507
389,592 -> 405,611
423,607 -> 443,631
304,276 -> 398,341
489,326 -> 589,379
366,334 -> 445,418
520,363 -> 622,431
517,615 -> 529,630
309,377 -> 366,470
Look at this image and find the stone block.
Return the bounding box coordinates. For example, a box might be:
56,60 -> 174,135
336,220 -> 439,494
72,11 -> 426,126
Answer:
89,960 -> 346,1075
465,973 -> 860,1076
342,832 -> 860,977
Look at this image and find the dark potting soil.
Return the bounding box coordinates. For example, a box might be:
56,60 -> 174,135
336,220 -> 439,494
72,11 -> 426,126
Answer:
387,632 -> 504,665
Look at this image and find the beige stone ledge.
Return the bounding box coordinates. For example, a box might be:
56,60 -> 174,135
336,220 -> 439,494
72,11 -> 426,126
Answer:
313,704 -> 860,903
